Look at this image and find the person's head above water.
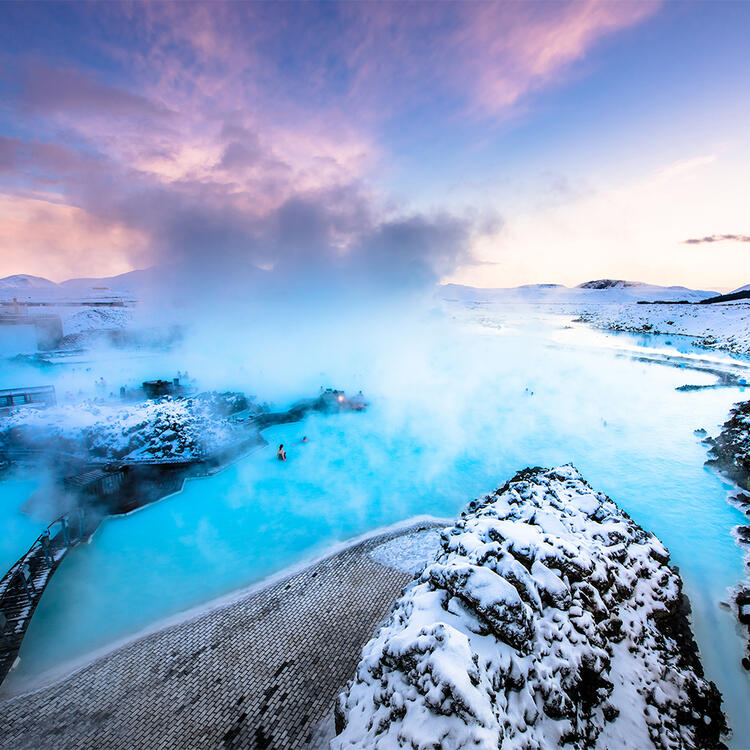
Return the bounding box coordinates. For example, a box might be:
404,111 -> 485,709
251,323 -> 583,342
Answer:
278,444 -> 283,449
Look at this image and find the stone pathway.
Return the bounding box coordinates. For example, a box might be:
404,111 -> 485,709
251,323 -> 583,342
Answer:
0,522 -> 440,750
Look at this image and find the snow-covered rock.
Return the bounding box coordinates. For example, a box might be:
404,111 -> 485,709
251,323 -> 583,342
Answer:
705,400 -> 750,489
334,465 -> 726,750
705,403 -> 750,670
63,306 -> 133,335
0,392 -> 254,462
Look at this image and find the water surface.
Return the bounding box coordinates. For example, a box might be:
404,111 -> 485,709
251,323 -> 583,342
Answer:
3,313 -> 750,744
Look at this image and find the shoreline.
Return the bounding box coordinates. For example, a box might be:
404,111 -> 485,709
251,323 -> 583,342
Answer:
0,514 -> 450,700
703,402 -> 750,670
574,302 -> 750,359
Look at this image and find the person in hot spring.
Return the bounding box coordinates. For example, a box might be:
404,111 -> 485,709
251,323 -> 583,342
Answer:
277,444 -> 287,461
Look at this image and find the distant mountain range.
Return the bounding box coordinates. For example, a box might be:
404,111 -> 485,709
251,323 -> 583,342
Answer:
0,270 -> 150,299
439,279 -> 725,303
0,272 -> 745,305
0,274 -> 59,290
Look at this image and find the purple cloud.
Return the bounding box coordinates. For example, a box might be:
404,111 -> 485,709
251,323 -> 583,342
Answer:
19,61 -> 173,120
684,234 -> 750,244
0,1 -> 659,287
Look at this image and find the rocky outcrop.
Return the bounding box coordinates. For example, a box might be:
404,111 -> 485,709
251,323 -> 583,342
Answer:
704,401 -> 750,669
705,400 -> 750,490
333,465 -> 726,749
0,391 -> 256,462
731,494 -> 750,670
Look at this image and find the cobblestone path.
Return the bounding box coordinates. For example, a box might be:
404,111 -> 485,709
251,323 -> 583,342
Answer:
0,523 -> 438,750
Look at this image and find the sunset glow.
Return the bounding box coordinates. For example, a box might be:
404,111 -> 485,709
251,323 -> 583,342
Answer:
1,1 -> 748,288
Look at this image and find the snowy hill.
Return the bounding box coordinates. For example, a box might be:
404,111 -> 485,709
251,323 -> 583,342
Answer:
0,274 -> 59,291
60,268 -> 151,295
440,280 -> 718,304
0,269 -> 152,300
731,284 -> 750,294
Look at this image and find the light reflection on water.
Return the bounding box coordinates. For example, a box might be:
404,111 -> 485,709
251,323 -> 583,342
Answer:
2,317 -> 750,744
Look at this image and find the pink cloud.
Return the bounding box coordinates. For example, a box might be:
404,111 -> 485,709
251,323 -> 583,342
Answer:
0,1 -> 661,283
459,0 -> 662,115
19,60 -> 174,120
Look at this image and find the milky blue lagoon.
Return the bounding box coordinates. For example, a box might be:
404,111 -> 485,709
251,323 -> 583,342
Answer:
3,312 -> 750,743
0,477 -> 43,573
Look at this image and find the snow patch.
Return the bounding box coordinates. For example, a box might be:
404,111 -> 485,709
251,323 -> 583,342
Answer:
369,529 -> 443,576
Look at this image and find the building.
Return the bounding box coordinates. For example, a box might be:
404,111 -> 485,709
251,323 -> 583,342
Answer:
0,313 -> 63,352
0,385 -> 57,413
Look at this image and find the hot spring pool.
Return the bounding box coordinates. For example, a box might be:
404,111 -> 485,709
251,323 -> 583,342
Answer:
3,316 -> 750,743
0,476 -> 45,573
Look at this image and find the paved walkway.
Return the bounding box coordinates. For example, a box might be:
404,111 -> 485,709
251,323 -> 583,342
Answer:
0,522 -> 439,750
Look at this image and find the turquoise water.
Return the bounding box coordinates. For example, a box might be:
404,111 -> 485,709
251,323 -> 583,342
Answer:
3,316 -> 750,743
0,477 -> 44,572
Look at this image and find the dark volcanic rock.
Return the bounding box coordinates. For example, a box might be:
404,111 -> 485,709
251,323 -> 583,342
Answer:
706,400 -> 750,490
705,403 -> 750,669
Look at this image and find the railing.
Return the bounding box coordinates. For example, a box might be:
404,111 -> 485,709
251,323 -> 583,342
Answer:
0,509 -> 86,668
0,513 -> 79,594
0,448 -> 91,464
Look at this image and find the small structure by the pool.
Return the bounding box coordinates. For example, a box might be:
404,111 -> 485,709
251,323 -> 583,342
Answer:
0,313 -> 63,352
0,386 -> 57,414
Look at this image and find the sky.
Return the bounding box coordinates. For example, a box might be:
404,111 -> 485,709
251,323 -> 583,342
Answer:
1,0 -> 749,292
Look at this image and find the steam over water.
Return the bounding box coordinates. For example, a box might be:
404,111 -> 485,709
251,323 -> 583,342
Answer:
2,307 -> 750,743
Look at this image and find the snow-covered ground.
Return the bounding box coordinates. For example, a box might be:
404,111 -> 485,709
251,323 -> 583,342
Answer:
576,303 -> 750,357
439,280 -> 750,357
334,465 -> 725,750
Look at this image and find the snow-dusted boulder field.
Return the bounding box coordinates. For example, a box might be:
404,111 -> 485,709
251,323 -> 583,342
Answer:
334,465 -> 726,749
575,302 -> 750,357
